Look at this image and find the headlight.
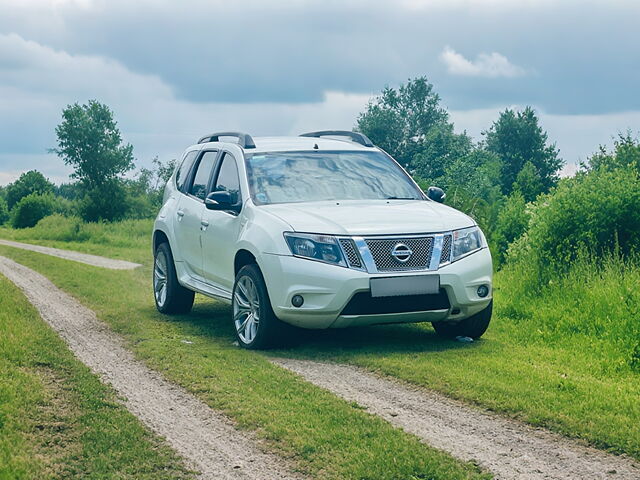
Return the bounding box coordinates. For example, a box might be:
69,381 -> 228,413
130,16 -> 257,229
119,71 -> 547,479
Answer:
284,232 -> 346,266
452,226 -> 484,262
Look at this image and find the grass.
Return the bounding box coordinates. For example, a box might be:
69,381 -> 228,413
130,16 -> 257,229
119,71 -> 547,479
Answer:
0,244 -> 488,480
0,215 -> 152,264
2,216 -> 639,468
0,273 -> 195,479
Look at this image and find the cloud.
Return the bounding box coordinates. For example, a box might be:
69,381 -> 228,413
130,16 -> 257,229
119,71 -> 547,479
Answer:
440,46 -> 526,78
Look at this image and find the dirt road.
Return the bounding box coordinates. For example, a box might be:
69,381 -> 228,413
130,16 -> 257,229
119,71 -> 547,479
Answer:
0,255 -> 301,480
0,239 -> 141,269
273,358 -> 640,480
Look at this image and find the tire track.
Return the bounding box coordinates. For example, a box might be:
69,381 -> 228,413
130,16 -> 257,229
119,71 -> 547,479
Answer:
0,239 -> 141,270
0,255 -> 301,480
272,358 -> 640,480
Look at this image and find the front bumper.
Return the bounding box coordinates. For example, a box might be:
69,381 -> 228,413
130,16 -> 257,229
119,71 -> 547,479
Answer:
259,247 -> 493,329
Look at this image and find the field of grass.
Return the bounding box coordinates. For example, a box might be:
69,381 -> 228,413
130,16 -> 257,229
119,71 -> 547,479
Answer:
0,215 -> 152,264
0,243 -> 488,480
0,273 -> 195,479
1,216 -> 639,471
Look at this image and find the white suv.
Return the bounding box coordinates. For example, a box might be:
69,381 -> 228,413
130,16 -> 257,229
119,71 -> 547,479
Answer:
152,131 -> 493,349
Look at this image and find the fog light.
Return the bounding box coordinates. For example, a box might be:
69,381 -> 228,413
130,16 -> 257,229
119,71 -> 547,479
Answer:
291,295 -> 304,307
477,285 -> 489,298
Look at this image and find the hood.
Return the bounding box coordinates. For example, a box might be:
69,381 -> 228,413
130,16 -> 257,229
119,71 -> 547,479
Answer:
259,200 -> 475,235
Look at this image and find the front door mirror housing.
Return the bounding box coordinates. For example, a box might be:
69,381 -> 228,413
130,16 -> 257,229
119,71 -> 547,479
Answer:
205,191 -> 240,213
427,186 -> 446,203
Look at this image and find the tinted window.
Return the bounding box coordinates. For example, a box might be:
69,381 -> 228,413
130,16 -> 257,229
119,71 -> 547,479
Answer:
244,151 -> 423,205
214,153 -> 241,205
189,151 -> 217,200
176,151 -> 198,192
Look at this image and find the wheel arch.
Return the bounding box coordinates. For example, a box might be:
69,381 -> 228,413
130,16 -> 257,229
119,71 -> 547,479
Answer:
234,249 -> 258,277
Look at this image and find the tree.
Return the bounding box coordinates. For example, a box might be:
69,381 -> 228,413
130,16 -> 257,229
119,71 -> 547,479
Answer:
0,197 -> 9,225
53,100 -> 134,221
585,131 -> 640,172
512,161 -> 544,202
356,77 -> 449,168
5,170 -> 54,210
484,107 -> 563,196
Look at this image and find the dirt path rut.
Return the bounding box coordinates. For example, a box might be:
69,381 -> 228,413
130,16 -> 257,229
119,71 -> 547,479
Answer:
0,239 -> 141,269
0,255 -> 301,480
273,358 -> 640,480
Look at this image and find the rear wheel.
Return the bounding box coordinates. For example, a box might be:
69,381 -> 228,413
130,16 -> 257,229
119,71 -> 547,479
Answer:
232,264 -> 286,349
432,301 -> 492,339
153,242 -> 194,314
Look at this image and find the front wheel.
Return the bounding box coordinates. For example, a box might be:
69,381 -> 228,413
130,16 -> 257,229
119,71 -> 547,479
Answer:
432,301 -> 492,339
153,242 -> 195,314
232,264 -> 286,349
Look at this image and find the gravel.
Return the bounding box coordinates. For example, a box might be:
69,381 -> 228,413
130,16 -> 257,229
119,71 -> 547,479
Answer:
0,239 -> 141,270
273,358 -> 640,480
0,255 -> 302,480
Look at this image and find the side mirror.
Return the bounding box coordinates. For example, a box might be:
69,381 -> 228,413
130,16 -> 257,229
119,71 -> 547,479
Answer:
205,191 -> 239,212
427,186 -> 446,203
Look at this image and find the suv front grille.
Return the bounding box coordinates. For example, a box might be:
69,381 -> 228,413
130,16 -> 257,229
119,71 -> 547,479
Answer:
339,239 -> 362,268
440,234 -> 452,264
365,237 -> 433,271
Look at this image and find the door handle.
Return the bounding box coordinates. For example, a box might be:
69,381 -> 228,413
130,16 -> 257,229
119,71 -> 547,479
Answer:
200,220 -> 209,227
177,210 -> 185,217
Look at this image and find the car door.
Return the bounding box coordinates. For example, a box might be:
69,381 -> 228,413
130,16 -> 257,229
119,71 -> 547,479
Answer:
201,151 -> 244,291
173,150 -> 219,279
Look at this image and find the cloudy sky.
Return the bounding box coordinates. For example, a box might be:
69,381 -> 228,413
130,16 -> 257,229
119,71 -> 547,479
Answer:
1,0 -> 639,185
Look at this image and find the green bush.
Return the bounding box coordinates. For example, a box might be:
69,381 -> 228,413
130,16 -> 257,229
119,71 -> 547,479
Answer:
492,191 -> 530,265
508,167 -> 640,274
11,193 -> 56,229
0,197 -> 9,225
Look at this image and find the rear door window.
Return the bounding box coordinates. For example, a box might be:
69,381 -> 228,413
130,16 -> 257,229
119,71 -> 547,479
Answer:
189,151 -> 218,200
176,150 -> 198,193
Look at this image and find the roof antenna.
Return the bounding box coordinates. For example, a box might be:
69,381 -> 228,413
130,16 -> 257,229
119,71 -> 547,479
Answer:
313,143 -> 319,150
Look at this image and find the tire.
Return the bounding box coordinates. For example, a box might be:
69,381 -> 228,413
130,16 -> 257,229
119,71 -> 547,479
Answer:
432,300 -> 492,339
153,242 -> 195,314
232,264 -> 286,349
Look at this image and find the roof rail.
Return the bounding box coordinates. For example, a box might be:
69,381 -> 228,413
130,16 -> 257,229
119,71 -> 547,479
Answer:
299,130 -> 374,147
198,131 -> 256,149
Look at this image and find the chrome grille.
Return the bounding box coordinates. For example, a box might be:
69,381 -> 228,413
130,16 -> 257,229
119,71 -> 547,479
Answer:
339,239 -> 362,268
440,234 -> 452,264
365,237 -> 433,271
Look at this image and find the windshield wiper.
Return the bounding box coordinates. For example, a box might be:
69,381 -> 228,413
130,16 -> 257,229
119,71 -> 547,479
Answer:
385,196 -> 419,200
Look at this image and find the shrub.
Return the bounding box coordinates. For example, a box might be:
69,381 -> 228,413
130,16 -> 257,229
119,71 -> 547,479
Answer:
11,193 -> 56,228
79,181 -> 129,222
492,191 -> 530,265
0,197 -> 9,225
508,166 -> 640,274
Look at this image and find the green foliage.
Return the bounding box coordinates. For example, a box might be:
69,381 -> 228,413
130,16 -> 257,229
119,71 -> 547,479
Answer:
79,179 -> 129,223
11,193 -> 56,229
499,251 -> 640,371
492,190 -> 530,265
0,197 -> 9,225
585,131 -> 640,172
125,157 -> 177,218
356,77 -> 449,167
53,100 -> 134,222
484,107 -> 563,196
5,170 -> 54,210
508,167 -> 640,275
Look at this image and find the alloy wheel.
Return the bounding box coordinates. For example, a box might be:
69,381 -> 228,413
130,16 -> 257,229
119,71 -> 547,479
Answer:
233,275 -> 261,344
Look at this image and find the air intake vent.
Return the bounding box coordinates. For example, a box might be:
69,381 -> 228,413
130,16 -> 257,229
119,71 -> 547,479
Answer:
339,239 -> 362,268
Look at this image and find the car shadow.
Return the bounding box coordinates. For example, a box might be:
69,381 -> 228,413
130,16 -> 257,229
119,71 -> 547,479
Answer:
151,296 -> 479,360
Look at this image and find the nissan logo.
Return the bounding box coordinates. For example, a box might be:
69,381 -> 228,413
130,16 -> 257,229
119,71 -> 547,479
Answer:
391,243 -> 413,263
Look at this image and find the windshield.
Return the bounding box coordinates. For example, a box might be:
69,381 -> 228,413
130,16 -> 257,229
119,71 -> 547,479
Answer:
245,150 -> 424,205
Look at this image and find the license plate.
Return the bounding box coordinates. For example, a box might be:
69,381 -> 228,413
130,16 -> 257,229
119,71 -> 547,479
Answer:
370,275 -> 440,298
